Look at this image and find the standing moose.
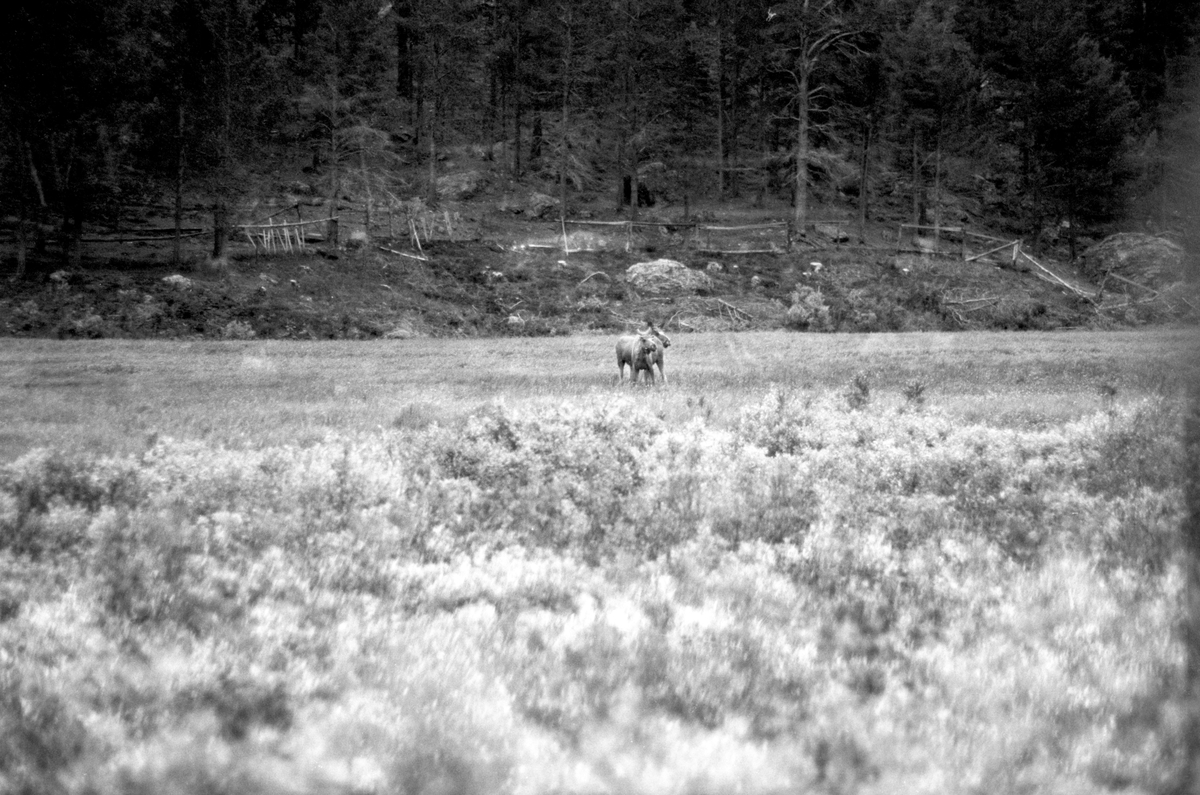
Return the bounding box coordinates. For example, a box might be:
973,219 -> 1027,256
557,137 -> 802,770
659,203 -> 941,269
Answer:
615,321 -> 672,385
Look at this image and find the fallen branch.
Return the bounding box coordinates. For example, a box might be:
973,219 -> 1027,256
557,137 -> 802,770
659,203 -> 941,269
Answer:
1105,271 -> 1159,295
378,245 -> 428,262
695,248 -> 784,255
698,223 -> 788,231
82,231 -> 207,243
945,295 -> 1000,305
965,240 -> 1017,263
1018,248 -> 1096,302
579,271 -> 611,284
716,298 -> 753,320
609,310 -> 646,328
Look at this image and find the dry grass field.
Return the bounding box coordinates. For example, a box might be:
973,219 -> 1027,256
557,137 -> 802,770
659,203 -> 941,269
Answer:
0,327 -> 1196,795
0,328 -> 1192,460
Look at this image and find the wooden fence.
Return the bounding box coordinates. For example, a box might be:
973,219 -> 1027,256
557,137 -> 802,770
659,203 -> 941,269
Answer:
236,217 -> 333,255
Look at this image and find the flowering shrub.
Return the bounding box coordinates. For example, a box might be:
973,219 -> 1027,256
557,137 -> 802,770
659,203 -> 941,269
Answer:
423,401 -> 664,553
0,449 -> 142,556
0,388 -> 1187,794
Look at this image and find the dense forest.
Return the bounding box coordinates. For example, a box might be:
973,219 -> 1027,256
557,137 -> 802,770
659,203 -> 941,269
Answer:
1,0 -> 1198,263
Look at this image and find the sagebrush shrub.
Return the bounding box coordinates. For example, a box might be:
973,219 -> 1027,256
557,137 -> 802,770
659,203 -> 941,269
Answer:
1076,397 -> 1182,497
0,449 -> 141,556
424,401 -> 664,552
0,670 -> 89,793
92,507 -> 240,632
736,390 -> 820,456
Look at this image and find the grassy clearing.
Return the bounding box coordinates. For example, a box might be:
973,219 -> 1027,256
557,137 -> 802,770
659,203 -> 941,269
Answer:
0,328 -> 1192,461
0,328 -> 1195,794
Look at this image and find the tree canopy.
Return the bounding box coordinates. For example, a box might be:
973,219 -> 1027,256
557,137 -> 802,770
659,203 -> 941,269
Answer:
0,0 -> 1195,248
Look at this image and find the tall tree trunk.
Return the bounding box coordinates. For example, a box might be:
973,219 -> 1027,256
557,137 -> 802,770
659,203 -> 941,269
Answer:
66,197 -> 83,270
730,59 -> 743,197
22,138 -> 47,209
212,203 -> 227,260
174,93 -> 185,268
512,14 -> 523,178
213,0 -> 233,262
615,136 -> 625,210
15,192 -> 27,279
427,119 -> 438,205
361,147 -> 372,235
933,130 -> 942,234
559,2 -> 573,225
792,67 -> 810,235
714,26 -> 724,200
294,0 -> 316,63
631,150 -> 640,222
911,130 -> 922,230
858,121 -> 871,244
328,70 -> 342,247
396,1 -> 415,115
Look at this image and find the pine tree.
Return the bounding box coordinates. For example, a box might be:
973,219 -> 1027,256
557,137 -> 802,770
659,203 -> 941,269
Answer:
1002,2 -> 1137,249
884,0 -> 977,233
768,0 -> 862,235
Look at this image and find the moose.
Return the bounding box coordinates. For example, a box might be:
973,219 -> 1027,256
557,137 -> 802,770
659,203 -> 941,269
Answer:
615,320 -> 672,385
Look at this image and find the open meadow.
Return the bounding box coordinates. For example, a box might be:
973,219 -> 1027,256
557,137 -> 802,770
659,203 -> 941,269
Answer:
0,328 -> 1197,794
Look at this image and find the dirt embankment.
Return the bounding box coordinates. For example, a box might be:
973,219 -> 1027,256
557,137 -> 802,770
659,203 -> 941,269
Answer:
0,225 -> 1190,340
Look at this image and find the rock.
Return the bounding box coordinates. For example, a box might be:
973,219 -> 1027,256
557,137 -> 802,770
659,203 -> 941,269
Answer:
1081,233 -> 1186,288
161,274 -> 194,290
497,194 -> 523,214
435,170 -> 485,201
346,229 -> 369,250
815,223 -> 849,242
625,259 -> 712,295
525,192 -> 559,219
496,190 -> 560,218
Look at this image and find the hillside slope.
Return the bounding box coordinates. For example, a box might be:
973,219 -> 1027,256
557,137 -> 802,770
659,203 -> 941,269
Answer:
0,171 -> 1190,339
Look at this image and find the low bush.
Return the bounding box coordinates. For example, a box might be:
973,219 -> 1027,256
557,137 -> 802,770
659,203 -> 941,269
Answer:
0,450 -> 141,556
0,388 -> 1187,794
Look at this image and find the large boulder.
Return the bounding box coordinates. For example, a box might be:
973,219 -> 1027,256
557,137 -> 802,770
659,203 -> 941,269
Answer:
435,170 -> 485,201
525,192 -> 559,218
625,259 -> 712,295
1080,233 -> 1186,287
496,191 -> 559,218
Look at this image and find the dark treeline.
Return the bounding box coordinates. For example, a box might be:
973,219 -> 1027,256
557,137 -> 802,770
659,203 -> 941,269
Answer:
1,0 -> 1197,260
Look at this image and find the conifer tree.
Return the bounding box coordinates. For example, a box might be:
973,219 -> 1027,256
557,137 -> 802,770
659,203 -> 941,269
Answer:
768,0 -> 862,235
